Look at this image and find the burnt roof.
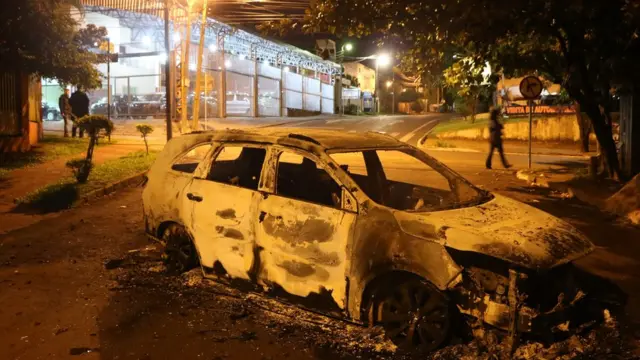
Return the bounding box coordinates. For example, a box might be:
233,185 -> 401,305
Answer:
187,128 -> 405,150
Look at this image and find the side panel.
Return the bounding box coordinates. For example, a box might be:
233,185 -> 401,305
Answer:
186,179 -> 260,280
143,170 -> 194,235
255,195 -> 355,309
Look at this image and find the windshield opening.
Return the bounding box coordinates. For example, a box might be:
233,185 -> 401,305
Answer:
329,148 -> 488,212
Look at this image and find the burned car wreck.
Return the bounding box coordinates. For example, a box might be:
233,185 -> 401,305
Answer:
142,128 -> 596,353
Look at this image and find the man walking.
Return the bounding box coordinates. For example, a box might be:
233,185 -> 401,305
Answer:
58,88 -> 71,137
69,86 -> 90,138
485,108 -> 512,169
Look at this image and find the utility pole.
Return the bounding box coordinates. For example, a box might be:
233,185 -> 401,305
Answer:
392,70 -> 395,115
107,37 -> 111,124
164,0 -> 173,140
180,2 -> 193,131
375,61 -> 379,115
192,0 -> 208,130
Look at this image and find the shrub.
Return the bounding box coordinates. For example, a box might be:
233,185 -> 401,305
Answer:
74,115 -> 114,183
345,103 -> 359,115
66,158 -> 93,182
136,124 -> 154,154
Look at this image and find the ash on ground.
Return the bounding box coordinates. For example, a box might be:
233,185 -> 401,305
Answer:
107,247 -> 639,360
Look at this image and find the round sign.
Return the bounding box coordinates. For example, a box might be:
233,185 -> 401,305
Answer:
519,76 -> 543,100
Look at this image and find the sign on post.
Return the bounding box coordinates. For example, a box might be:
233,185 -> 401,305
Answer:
519,76 -> 543,169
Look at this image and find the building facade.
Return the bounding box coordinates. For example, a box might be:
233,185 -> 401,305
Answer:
40,1 -> 340,128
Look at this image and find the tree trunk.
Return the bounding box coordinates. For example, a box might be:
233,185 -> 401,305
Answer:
575,103 -> 590,152
144,136 -> 149,154
579,99 -> 624,180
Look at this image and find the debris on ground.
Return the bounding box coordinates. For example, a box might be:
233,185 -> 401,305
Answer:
605,174 -> 640,225
516,170 -> 550,188
110,246 -> 637,360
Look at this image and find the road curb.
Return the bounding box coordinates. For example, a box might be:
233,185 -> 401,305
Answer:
417,135 -> 590,158
80,171 -> 147,204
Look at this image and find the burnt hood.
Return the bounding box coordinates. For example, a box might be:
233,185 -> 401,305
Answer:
395,194 -> 595,270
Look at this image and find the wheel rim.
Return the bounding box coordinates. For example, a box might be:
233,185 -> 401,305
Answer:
376,281 -> 450,352
163,226 -> 195,273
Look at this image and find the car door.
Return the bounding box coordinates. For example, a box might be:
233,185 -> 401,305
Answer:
185,143 -> 267,281
254,147 -> 357,310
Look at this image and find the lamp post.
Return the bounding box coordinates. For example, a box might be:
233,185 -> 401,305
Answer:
164,0 -> 172,140
338,42 -> 352,116
192,0 -> 208,130
386,79 -> 394,115
375,53 -> 390,115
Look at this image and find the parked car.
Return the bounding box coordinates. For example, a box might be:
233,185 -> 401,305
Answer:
42,101 -> 61,121
142,129 -> 600,353
90,97 -> 118,117
226,92 -> 251,116
128,93 -> 166,118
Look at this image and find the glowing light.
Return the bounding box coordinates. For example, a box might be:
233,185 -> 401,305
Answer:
208,43 -> 217,52
283,66 -> 290,72
172,33 -> 181,42
225,59 -> 232,68
376,53 -> 391,67
386,80 -> 393,88
142,35 -> 151,46
344,43 -> 353,52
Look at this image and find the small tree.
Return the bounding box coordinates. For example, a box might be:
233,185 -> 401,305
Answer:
136,124 -> 154,154
70,115 -> 114,183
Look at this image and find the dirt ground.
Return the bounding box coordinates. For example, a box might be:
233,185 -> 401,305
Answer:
1,171 -> 640,359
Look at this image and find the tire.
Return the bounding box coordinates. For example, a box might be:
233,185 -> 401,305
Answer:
47,112 -> 54,121
367,276 -> 451,354
161,224 -> 199,274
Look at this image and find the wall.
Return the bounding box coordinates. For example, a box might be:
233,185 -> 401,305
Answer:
0,72 -> 39,153
434,115 -> 592,142
343,62 -> 375,93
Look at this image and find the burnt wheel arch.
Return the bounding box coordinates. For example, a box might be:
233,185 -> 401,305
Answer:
160,223 -> 200,274
361,271 -> 453,353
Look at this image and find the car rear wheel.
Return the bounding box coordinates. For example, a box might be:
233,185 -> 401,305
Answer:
161,224 -> 198,274
368,276 -> 451,354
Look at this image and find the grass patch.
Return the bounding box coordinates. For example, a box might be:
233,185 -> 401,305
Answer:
0,135 -> 115,173
16,151 -> 156,212
434,141 -> 457,148
430,113 -> 533,134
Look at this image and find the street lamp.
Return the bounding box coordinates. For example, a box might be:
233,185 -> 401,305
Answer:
375,53 -> 391,115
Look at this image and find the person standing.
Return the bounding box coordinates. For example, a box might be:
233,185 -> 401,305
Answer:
485,108 -> 512,169
69,86 -> 90,138
58,88 -> 71,137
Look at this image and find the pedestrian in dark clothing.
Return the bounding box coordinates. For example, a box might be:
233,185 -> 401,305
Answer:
58,88 -> 71,137
69,86 -> 90,138
485,108 -> 512,169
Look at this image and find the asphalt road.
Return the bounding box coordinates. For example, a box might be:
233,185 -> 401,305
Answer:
280,113 -> 588,173
281,114 -> 448,147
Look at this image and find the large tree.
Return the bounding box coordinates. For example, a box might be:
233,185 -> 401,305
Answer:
0,0 -> 107,89
295,0 -> 640,180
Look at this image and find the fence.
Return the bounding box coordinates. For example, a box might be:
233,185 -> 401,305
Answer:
0,72 -> 19,135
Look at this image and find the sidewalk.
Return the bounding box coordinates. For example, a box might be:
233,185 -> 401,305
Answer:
43,114 -> 337,140
420,137 -> 595,158
0,141 -> 156,234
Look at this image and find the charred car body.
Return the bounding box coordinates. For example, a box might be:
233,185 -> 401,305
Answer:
142,129 -> 596,352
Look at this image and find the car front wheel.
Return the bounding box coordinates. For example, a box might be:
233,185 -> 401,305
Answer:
161,224 -> 198,274
368,276 -> 451,354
